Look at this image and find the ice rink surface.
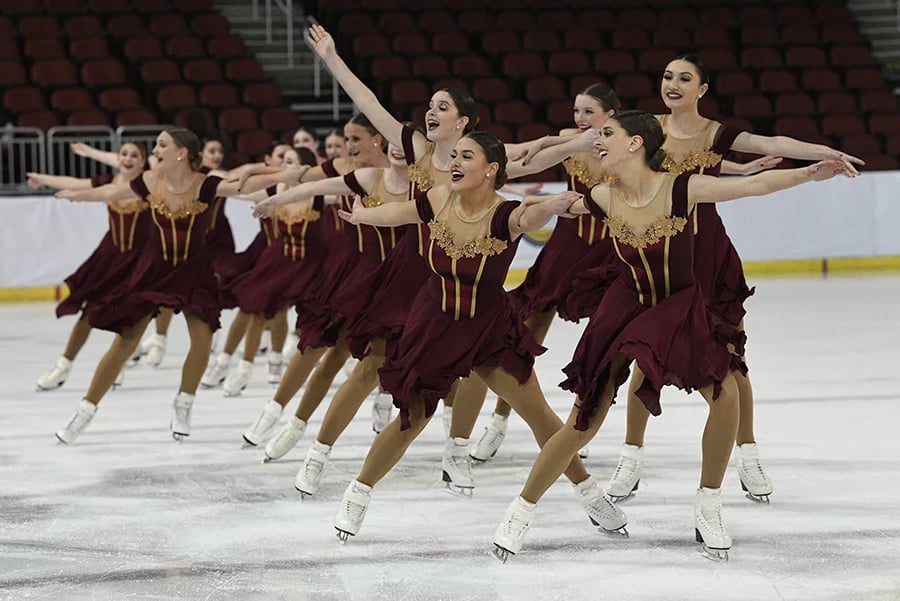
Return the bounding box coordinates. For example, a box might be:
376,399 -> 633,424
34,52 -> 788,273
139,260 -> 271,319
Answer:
1,275 -> 899,601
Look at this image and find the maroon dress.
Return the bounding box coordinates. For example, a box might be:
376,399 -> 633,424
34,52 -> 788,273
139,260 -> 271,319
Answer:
560,173 -> 736,429
344,125 -> 438,359
658,117 -> 751,366
508,154 -> 618,323
57,174 -> 149,318
295,169 -> 405,351
216,184 -> 280,310
228,196 -> 326,319
198,165 -> 236,274
378,193 -> 544,429
84,172 -> 223,333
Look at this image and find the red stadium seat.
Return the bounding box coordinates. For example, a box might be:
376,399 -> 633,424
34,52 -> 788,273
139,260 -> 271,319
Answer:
107,15 -> 146,38
777,4 -> 814,25
88,0 -> 131,14
653,28 -> 691,48
0,60 -> 28,87
218,106 -> 258,133
611,28 -> 650,50
457,11 -> 494,32
337,12 -> 376,36
51,88 -> 94,112
740,25 -> 778,46
411,55 -> 451,79
206,35 -> 246,59
472,78 -> 512,103
738,6 -> 775,26
370,56 -> 410,80
99,88 -> 143,112
183,59 -> 223,83
525,75 -> 567,104
236,130 -> 275,158
821,115 -> 866,137
759,70 -> 798,94
70,38 -> 110,60
774,116 -> 819,139
116,109 -> 159,127
157,84 -> 198,113
192,13 -> 230,36
261,107 -> 300,133
18,110 -> 61,130
619,8 -> 656,28
845,68 -> 886,90
868,112 -> 900,135
536,10 -> 576,30
700,6 -> 735,26
548,50 -> 592,76
452,56 -> 492,78
716,71 -> 756,96
564,29 -> 607,53
377,12 -> 417,35
732,95 -> 773,118
19,17 -> 62,39
818,92 -> 858,114
67,109 -> 110,127
481,31 -> 520,57
225,59 -> 266,82
501,52 -> 545,79
392,32 -> 430,55
593,50 -> 637,76
614,73 -> 654,98
522,31 -> 561,53
493,100 -> 534,126
391,79 -> 431,105
859,91 -> 898,113
774,93 -> 816,116
178,0 -> 213,13
638,48 -> 675,73
31,59 -> 79,88
125,36 -> 165,61
24,39 -> 67,59
740,47 -> 782,70
198,83 -> 238,108
495,10 -> 536,32
578,9 -> 617,30
4,87 -> 47,113
658,7 -> 698,28
698,48 -> 738,71
821,23 -> 863,44
432,32 -> 470,55
418,10 -> 457,33
81,59 -> 127,88
785,46 -> 828,69
141,59 -> 182,86
149,14 -> 189,37
840,134 -> 882,156
0,39 -> 18,59
693,28 -> 731,48
802,69 -> 842,92
830,45 -> 875,67
242,82 -> 283,108
166,35 -> 206,59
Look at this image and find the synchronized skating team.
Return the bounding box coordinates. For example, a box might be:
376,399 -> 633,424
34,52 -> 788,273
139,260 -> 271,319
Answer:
24,24 -> 862,562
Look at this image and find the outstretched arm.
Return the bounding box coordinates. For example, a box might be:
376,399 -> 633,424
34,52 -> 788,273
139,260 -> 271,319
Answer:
507,129 -> 600,179
731,132 -> 863,175
509,191 -> 585,239
688,160 -> 852,206
720,156 -> 783,176
55,182 -> 135,203
308,24 -> 420,155
253,168 -> 380,217
70,142 -> 119,168
26,173 -> 92,191
338,196 -> 419,227
218,165 -> 312,197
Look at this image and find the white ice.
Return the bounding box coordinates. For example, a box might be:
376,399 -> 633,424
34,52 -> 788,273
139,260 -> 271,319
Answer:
1,276 -> 899,601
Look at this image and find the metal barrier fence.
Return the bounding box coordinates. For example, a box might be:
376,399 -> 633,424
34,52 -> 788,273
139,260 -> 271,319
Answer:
0,125 -> 172,195
47,125 -> 117,181
0,126 -> 46,195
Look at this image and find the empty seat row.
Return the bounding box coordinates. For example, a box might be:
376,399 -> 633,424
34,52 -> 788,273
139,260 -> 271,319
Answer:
0,0 -> 213,16
1,12 -> 228,39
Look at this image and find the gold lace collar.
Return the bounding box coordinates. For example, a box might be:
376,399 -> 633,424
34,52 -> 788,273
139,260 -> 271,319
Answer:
563,156 -> 614,187
428,220 -> 508,260
605,215 -> 687,249
107,198 -> 146,215
661,149 -> 722,175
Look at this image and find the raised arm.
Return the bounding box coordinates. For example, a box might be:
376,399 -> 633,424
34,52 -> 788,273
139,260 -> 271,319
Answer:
688,160 -> 852,207
70,142 -> 119,168
731,132 -> 863,175
308,24 -> 422,154
55,182 -> 136,203
509,191 -> 585,239
720,156 -> 783,176
26,172 -> 92,191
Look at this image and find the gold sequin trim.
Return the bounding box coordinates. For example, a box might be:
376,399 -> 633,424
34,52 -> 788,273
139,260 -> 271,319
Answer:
275,205 -> 321,225
605,216 -> 687,250
147,194 -> 207,220
563,157 -> 615,187
661,149 -> 722,175
360,194 -> 382,208
428,220 -> 508,260
407,163 -> 433,191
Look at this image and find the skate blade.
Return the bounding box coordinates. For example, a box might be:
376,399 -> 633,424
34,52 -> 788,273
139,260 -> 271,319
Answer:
740,480 -> 772,504
441,482 -> 474,498
599,525 -> 629,538
745,492 -> 770,504
491,544 -> 513,563
699,544 -> 729,562
296,488 -> 315,501
335,528 -> 352,544
608,492 -> 635,504
172,432 -> 188,442
55,434 -> 69,445
35,382 -> 64,392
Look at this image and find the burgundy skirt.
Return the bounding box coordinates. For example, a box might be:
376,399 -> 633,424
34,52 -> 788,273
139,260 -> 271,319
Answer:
693,206 -> 754,330
84,248 -> 221,334
216,231 -> 269,310
508,218 -> 618,323
345,233 -> 433,359
560,277 -> 736,430
57,234 -> 140,319
379,280 -> 545,429
230,243 -> 323,320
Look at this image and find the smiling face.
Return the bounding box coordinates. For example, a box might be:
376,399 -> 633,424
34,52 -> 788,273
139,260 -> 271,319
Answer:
573,94 -> 614,131
292,129 -> 318,152
424,91 -> 467,142
117,143 -> 145,175
282,149 -> 300,167
344,122 -> 382,166
592,119 -> 640,173
152,132 -> 182,169
201,140 -> 223,169
449,137 -> 496,193
660,59 -> 708,110
324,132 -> 345,159
386,142 -> 406,167
265,144 -> 291,167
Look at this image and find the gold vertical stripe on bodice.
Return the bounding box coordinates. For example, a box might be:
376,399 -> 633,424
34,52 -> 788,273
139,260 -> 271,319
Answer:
469,254 -> 488,319
152,211 -> 168,262
637,247 -> 657,306
451,257 -> 462,321
613,238 -> 643,305
663,235 -> 672,299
